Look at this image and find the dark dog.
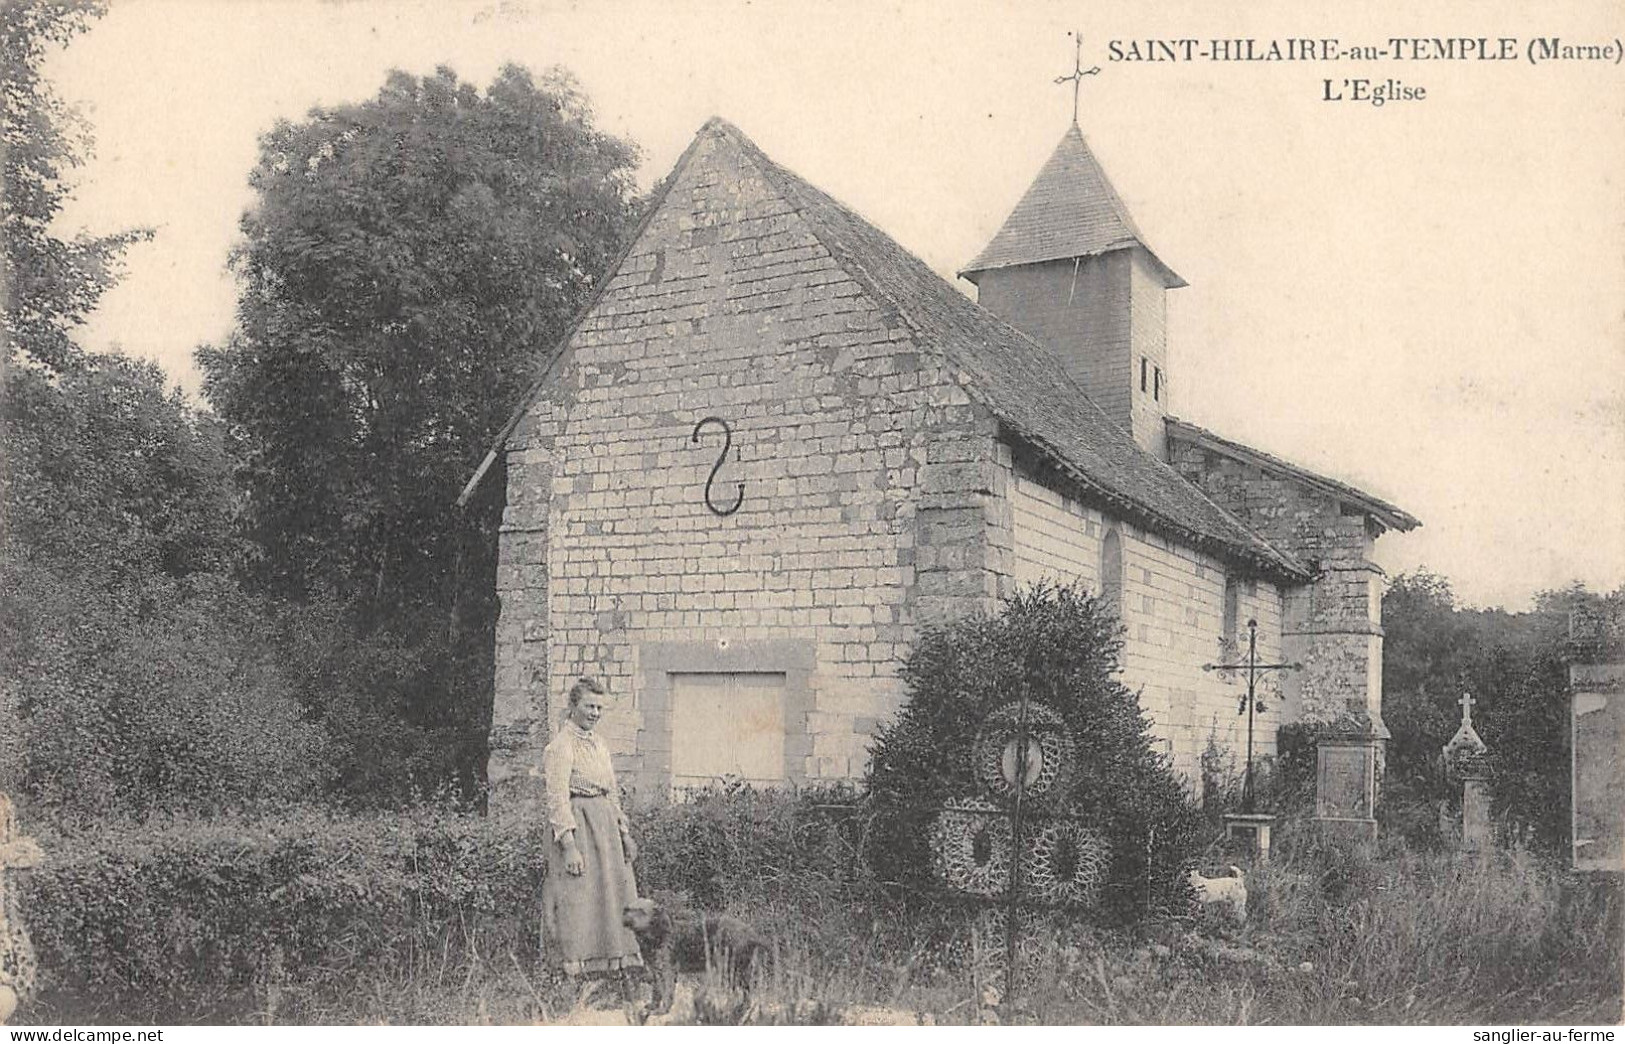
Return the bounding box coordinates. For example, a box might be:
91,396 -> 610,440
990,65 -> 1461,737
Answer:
622,896 -> 768,1018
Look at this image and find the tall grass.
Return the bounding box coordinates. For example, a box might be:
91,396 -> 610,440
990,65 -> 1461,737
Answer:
16,789 -> 1622,1026
639,796 -> 1622,1026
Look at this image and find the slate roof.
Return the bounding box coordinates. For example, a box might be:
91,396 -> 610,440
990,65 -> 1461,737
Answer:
718,121 -> 1306,580
961,124 -> 1185,288
1166,418 -> 1421,534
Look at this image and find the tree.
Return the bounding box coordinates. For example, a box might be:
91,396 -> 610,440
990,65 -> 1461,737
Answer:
866,585 -> 1201,924
198,64 -> 642,801
0,0 -> 327,812
1,344 -> 334,814
1380,570 -> 1620,851
1376,570 -> 1477,839
1,0 -> 146,375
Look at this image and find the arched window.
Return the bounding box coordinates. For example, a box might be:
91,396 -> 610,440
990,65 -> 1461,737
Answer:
1100,525 -> 1123,607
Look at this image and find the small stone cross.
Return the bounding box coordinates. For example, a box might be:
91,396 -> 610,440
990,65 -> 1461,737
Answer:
1458,692 -> 1476,723
1055,30 -> 1102,126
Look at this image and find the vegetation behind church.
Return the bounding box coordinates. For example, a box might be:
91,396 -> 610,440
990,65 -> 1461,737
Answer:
3,0 -> 645,811
1377,571 -> 1621,851
2,0 -> 324,812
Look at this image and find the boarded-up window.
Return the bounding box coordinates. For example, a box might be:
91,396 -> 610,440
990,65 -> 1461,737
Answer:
1100,526 -> 1123,606
1223,575 -> 1241,643
670,672 -> 787,787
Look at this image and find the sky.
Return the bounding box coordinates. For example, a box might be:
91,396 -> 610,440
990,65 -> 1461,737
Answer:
43,0 -> 1625,610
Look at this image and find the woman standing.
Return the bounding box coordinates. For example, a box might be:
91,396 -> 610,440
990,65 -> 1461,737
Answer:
540,677 -> 643,978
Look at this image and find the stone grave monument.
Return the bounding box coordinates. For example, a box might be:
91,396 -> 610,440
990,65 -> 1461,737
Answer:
1314,739 -> 1380,840
1442,693 -> 1492,851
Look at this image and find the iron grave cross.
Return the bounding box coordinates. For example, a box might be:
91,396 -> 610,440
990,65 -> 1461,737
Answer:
1055,30 -> 1102,125
1202,618 -> 1303,813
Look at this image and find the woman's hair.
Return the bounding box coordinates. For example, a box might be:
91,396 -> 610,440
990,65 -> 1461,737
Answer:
566,676 -> 605,709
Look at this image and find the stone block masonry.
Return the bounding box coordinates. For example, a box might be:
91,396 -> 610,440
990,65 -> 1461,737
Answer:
1168,438 -> 1390,739
489,124 -> 998,801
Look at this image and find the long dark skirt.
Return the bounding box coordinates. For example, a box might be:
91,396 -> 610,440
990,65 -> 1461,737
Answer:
542,794 -> 643,975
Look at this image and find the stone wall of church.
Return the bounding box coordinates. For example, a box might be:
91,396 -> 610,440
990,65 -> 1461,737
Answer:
1000,457 -> 1285,790
1167,440 -> 1387,738
490,126 -> 998,803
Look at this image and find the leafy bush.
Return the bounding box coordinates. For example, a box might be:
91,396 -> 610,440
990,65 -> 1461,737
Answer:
626,783 -> 934,983
630,782 -> 870,911
865,584 -> 1202,923
18,787 -> 876,1021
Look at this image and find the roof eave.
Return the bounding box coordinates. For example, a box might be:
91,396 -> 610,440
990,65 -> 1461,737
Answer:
960,241 -> 1187,289
999,424 -> 1312,585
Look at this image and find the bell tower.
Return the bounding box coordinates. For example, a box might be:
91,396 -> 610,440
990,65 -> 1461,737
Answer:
961,124 -> 1185,460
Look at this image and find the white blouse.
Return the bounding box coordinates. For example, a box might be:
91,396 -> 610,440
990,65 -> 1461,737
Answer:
540,723 -> 626,842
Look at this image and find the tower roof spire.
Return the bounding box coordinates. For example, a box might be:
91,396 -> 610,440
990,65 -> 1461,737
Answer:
960,124 -> 1186,287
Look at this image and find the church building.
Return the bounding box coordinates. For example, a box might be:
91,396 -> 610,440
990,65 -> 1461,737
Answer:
474,116 -> 1418,823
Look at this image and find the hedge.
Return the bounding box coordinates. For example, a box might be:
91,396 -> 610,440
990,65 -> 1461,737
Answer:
16,786 -> 874,1019
21,806 -> 549,1012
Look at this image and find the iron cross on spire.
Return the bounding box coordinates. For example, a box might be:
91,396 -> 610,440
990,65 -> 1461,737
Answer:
1054,29 -> 1102,125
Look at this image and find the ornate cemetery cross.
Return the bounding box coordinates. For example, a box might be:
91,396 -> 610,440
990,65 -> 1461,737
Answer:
929,674 -> 1110,1007
1055,30 -> 1102,125
1203,618 -> 1302,813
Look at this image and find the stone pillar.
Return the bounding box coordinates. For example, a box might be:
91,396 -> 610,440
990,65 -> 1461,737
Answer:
1443,692 -> 1493,852
0,793 -> 44,1025
489,431 -> 556,811
1283,519 -> 1390,840
1568,663 -> 1624,871
1566,603 -> 1624,872
911,405 -> 1003,629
